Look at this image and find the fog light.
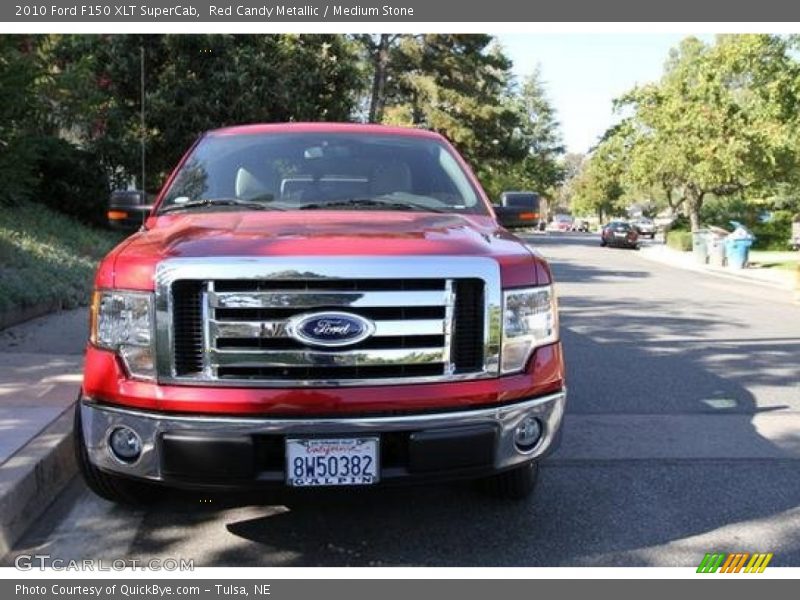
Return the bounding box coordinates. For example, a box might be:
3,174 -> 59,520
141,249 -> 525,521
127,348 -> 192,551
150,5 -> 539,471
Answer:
109,427 -> 142,462
514,416 -> 542,451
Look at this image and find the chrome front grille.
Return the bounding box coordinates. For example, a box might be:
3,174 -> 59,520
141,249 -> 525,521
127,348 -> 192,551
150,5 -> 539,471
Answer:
207,278 -> 454,381
155,257 -> 501,387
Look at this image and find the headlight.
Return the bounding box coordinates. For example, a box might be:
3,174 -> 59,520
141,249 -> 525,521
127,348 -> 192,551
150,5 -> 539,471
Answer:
501,285 -> 558,374
90,290 -> 155,380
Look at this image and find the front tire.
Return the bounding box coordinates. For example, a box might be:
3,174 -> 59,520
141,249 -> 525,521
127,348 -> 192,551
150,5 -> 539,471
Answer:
479,461 -> 539,500
74,401 -> 159,506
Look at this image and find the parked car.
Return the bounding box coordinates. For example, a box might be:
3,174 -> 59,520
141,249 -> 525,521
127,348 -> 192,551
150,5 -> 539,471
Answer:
76,122 -> 566,505
550,214 -> 573,231
571,219 -> 590,233
494,191 -> 544,230
631,217 -> 656,239
601,221 -> 640,249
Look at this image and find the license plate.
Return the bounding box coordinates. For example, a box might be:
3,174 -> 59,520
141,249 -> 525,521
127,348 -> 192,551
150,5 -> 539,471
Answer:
614,232 -> 626,237
285,438 -> 379,487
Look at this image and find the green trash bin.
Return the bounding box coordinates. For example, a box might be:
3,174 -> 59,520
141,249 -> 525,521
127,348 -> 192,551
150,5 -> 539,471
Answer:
692,229 -> 709,265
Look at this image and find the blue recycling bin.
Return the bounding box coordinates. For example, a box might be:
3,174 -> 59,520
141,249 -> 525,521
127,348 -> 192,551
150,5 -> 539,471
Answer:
725,238 -> 753,269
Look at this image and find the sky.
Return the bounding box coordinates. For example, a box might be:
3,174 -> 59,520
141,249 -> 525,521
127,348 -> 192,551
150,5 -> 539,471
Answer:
497,33 -> 714,155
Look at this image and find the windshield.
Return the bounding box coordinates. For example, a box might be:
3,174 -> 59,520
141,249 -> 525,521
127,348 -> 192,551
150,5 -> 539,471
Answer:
158,132 -> 485,214
503,193 -> 538,208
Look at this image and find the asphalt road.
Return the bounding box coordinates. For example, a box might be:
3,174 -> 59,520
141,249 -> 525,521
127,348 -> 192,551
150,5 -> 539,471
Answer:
4,234 -> 800,567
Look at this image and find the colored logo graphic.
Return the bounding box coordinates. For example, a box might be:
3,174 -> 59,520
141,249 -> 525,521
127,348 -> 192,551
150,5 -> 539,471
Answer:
697,552 -> 773,573
287,311 -> 375,348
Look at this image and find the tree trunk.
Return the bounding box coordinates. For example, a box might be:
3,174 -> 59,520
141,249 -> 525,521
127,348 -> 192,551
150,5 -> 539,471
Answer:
368,34 -> 391,123
663,184 -> 685,215
686,185 -> 704,231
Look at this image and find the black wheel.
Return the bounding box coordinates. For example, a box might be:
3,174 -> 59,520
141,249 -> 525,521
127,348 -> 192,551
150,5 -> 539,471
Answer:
478,461 -> 539,500
73,401 -> 159,505
600,239 -> 607,247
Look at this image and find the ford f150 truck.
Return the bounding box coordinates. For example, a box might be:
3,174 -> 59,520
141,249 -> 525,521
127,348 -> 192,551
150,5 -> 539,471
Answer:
77,123 -> 566,504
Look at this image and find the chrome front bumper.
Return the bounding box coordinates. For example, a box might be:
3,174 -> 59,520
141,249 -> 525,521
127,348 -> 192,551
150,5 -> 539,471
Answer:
81,389 -> 566,484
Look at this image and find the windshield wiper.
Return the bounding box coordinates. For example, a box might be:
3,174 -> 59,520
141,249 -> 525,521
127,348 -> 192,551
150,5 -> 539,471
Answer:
159,196 -> 281,214
298,198 -> 445,213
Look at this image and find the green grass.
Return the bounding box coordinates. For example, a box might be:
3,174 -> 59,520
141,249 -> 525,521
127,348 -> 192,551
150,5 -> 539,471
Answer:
748,250 -> 800,271
774,262 -> 800,270
751,260 -> 799,271
0,202 -> 124,315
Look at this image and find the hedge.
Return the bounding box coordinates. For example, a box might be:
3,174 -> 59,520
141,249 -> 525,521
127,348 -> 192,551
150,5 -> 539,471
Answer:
0,202 -> 123,315
666,230 -> 694,252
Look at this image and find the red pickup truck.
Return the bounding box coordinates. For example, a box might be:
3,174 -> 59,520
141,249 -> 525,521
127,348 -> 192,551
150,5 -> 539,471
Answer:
77,123 -> 566,504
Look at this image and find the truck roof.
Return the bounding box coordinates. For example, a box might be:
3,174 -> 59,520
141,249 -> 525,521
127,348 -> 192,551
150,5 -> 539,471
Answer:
208,122 -> 444,140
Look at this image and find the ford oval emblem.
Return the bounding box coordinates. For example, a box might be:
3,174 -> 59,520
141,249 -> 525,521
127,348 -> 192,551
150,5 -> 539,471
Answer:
286,311 -> 376,348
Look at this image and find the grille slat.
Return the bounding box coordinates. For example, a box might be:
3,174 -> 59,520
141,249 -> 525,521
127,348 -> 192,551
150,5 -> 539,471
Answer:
214,306 -> 446,321
216,335 -> 446,351
172,281 -> 204,376
219,364 -> 445,381
452,280 -> 485,373
214,279 -> 447,292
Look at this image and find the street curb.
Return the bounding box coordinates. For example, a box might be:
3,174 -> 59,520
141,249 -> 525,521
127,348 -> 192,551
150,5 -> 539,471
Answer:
638,246 -> 794,292
0,404 -> 76,557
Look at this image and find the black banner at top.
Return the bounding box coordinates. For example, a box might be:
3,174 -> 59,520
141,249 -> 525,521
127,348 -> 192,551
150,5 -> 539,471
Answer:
4,0 -> 800,22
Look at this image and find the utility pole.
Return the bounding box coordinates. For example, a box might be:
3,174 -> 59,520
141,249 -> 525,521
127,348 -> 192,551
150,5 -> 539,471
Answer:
140,45 -> 146,194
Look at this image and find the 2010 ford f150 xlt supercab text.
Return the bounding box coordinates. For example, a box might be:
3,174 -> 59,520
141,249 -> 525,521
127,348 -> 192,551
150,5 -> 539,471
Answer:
77,123 -> 566,504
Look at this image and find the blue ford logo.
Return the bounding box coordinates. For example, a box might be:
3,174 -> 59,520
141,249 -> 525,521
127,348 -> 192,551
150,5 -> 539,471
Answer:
287,312 -> 375,348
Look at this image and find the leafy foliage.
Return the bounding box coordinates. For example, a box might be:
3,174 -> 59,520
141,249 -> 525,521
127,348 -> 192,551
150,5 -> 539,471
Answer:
565,34 -> 800,234
0,202 -> 122,313
50,34 -> 365,192
0,36 -> 45,206
751,211 -> 794,250
570,132 -> 626,219
666,230 -> 693,252
30,136 -> 109,225
373,35 -> 564,199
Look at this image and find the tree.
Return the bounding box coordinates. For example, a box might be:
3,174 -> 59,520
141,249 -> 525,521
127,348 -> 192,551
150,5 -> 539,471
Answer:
553,152 -> 584,209
506,69 -> 565,195
0,36 -> 47,205
570,134 -> 626,221
49,34 -> 365,192
381,35 -> 527,173
617,35 -> 800,230
357,34 -> 403,122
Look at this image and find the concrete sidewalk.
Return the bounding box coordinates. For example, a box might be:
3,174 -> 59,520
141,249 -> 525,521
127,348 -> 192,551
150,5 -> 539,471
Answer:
0,309 -> 86,556
639,242 -> 798,293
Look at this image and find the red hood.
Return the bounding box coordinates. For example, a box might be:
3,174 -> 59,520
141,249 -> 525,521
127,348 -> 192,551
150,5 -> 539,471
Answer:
99,211 -> 550,289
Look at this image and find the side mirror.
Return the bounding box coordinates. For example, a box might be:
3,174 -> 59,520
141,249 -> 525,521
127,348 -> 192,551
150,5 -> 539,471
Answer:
108,190 -> 153,231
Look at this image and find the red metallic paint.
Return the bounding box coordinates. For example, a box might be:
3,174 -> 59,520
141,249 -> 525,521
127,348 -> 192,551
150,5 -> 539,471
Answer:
106,211 -> 547,290
87,123 -> 565,417
83,342 -> 564,416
